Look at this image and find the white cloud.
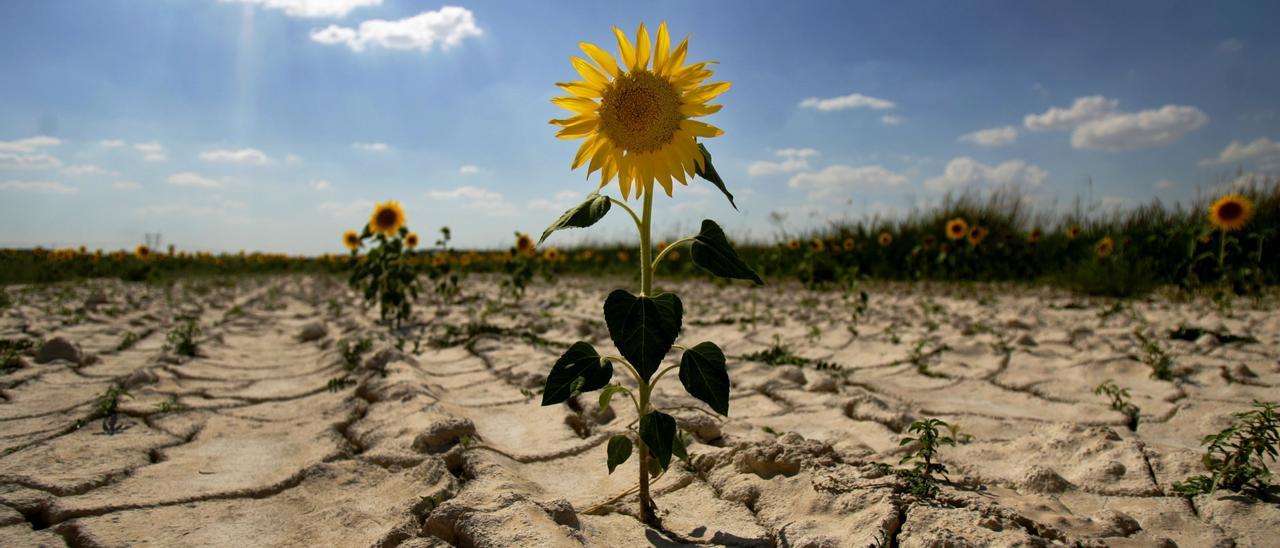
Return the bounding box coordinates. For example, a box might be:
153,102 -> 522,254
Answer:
0,136 -> 61,153
352,142 -> 389,152
199,147 -> 271,165
310,179 -> 332,190
1199,137 -> 1280,166
924,157 -> 1049,193
99,139 -> 126,149
527,190 -> 583,211
458,164 -> 480,175
112,180 -> 141,191
787,164 -> 908,200
1024,95 -> 1118,131
285,153 -> 303,163
427,185 -> 514,216
798,93 -> 895,111
880,115 -> 902,126
134,141 -> 167,162
0,152 -> 63,170
166,171 -> 224,189
62,164 -> 119,177
1071,105 -> 1208,151
1154,179 -> 1175,190
959,125 -> 1018,147
317,199 -> 374,219
310,7 -> 482,53
1218,38 -> 1244,53
747,148 -> 819,176
221,0 -> 382,18
0,180 -> 78,195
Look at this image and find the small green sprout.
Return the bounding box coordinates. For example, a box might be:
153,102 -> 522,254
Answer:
897,418 -> 957,499
1133,330 -> 1174,381
117,331 -> 140,351
1094,379 -> 1140,431
165,319 -> 201,358
1172,401 -> 1279,497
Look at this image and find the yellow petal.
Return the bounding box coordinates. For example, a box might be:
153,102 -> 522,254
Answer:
679,102 -> 722,117
572,135 -> 602,170
555,118 -> 600,139
613,26 -> 636,72
552,96 -> 600,114
557,81 -> 603,98
579,42 -> 619,78
571,57 -> 609,86
682,120 -> 724,138
661,38 -> 688,76
685,81 -> 732,104
633,23 -> 650,71
549,113 -> 597,127
653,22 -> 670,75
587,140 -> 613,175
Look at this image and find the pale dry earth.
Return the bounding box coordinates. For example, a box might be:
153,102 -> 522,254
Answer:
1,274 -> 1278,547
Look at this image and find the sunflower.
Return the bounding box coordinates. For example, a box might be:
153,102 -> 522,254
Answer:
967,226 -> 988,247
617,250 -> 630,262
810,238 -> 826,253
1095,237 -> 1115,258
543,248 -> 561,262
945,218 -> 968,240
1198,233 -> 1212,244
369,201 -> 406,237
515,233 -> 535,255
1208,193 -> 1254,232
343,230 -> 361,251
668,251 -> 681,262
1027,228 -> 1042,244
842,238 -> 855,252
787,239 -> 801,251
135,245 -> 150,259
405,232 -> 419,249
1066,224 -> 1082,240
551,22 -> 729,199
878,232 -> 893,247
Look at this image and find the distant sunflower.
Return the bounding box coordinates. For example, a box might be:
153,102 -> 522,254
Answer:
810,238 -> 826,253
369,201 -> 406,237
617,250 -> 631,262
135,245 -> 150,259
787,239 -> 801,251
405,232 -> 419,249
515,233 -> 535,255
551,22 -> 729,199
668,250 -> 681,262
1027,228 -> 1042,244
1198,233 -> 1212,244
842,238 -> 855,251
1095,237 -> 1115,258
656,240 -> 669,252
945,218 -> 968,241
544,248 -> 561,262
878,232 -> 893,247
1208,194 -> 1254,232
343,230 -> 361,251
1066,224 -> 1082,240
967,226 -> 988,247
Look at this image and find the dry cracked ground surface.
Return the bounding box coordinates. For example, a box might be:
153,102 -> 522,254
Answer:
1,275 -> 1278,547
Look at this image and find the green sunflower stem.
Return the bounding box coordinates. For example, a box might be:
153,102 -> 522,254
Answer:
636,184 -> 656,524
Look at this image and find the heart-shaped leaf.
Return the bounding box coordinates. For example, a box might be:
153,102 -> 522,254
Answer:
538,192 -> 612,245
695,144 -> 736,210
679,341 -> 730,416
606,435 -> 632,474
691,219 -> 763,285
541,342 -> 612,406
639,410 -> 677,470
603,290 -> 683,382
598,384 -> 628,413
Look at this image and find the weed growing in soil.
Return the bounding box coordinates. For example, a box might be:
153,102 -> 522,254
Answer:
1095,380 -> 1140,431
116,331 -> 140,351
95,384 -> 131,435
339,337 -> 373,371
1133,330 -> 1174,381
165,319 -> 201,357
1173,401 -> 1279,498
155,395 -> 185,414
539,21 -> 753,525
896,418 -> 958,499
909,338 -> 946,378
1,339 -> 34,373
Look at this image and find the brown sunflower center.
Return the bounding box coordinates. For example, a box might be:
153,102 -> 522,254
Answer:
599,70 -> 683,153
375,209 -> 399,230
1217,201 -> 1243,221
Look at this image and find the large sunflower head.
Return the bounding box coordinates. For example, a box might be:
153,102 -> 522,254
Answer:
945,218 -> 968,240
1208,193 -> 1254,232
405,232 -> 419,249
1095,237 -> 1115,258
878,232 -> 893,247
551,23 -> 728,200
369,201 -> 406,237
135,245 -> 150,259
343,230 -> 361,251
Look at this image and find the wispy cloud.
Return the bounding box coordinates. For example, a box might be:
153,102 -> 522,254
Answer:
458,164 -> 480,175
221,0 -> 381,18
427,185 -> 515,216
351,142 -> 390,152
924,157 -> 1048,193
134,141 -> 167,162
0,180 -> 78,194
1199,137 -> 1280,167
166,171 -> 224,189
788,164 -> 908,201
62,164 -> 119,177
112,180 -> 141,191
959,126 -> 1019,147
199,147 -> 271,165
747,148 -> 818,176
0,136 -> 62,170
798,92 -> 895,111
1024,96 -> 1207,151
311,7 -> 483,53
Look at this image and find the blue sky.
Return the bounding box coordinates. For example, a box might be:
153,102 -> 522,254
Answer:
2,0 -> 1278,253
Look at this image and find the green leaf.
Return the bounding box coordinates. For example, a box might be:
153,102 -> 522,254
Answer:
691,219 -> 763,285
672,430 -> 689,462
639,410 -> 677,470
678,341 -> 731,416
603,290 -> 683,381
598,384 -> 628,413
606,435 -> 632,474
695,144 -> 736,210
541,342 -> 613,406
538,192 -> 612,245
